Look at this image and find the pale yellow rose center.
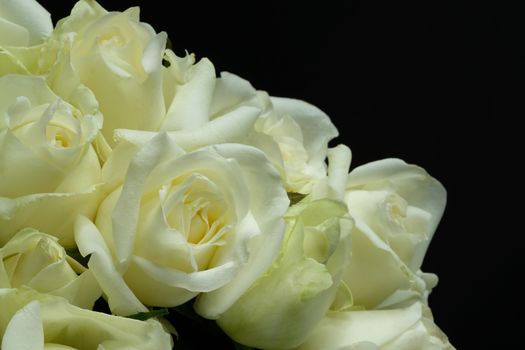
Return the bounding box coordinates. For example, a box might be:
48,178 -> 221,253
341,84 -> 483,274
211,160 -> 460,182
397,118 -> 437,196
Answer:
9,103 -> 80,150
98,29 -> 127,48
161,175 -> 232,246
46,124 -> 76,148
74,14 -> 153,80
384,193 -> 408,227
375,192 -> 432,265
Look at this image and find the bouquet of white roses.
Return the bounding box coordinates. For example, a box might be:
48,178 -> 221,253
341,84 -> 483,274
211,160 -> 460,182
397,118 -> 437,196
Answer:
0,0 -> 455,349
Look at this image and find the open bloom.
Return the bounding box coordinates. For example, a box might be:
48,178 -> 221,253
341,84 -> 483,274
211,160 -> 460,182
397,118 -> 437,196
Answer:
48,0 -> 258,156
76,133 -> 289,317
48,0 -> 167,147
0,74 -> 102,247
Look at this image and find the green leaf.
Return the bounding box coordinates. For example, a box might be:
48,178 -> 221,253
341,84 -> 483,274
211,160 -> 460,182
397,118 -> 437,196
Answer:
127,308 -> 169,321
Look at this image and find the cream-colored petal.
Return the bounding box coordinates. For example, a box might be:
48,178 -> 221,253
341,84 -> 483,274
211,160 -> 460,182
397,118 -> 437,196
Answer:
116,104 -> 261,151
111,134 -> 175,265
0,17 -> 29,46
195,144 -> 288,318
133,254 -> 237,293
50,270 -> 102,310
0,0 -> 52,45
0,184 -> 102,247
271,96 -> 339,166
162,57 -> 216,130
1,300 -> 44,350
209,72 -> 258,117
75,216 -> 147,316
342,221 -> 418,309
298,303 -> 454,350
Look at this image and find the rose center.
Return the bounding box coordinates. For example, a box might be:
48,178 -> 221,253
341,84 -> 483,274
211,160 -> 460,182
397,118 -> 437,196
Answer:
385,194 -> 408,225
46,124 -> 76,149
98,31 -> 127,48
161,175 -> 232,246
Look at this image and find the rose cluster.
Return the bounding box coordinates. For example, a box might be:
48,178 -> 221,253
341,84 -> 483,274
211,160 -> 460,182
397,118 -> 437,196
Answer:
0,0 -> 454,349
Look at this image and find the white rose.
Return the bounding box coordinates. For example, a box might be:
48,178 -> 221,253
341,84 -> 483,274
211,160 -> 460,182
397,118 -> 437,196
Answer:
75,133 -> 289,318
0,228 -> 101,309
217,199 -> 352,349
47,0 -> 261,157
0,287 -> 173,350
215,144 -> 352,349
209,72 -> 340,194
253,96 -> 339,194
342,159 -> 447,309
0,0 -> 53,74
48,0 -> 167,147
0,74 -> 102,247
297,302 -> 455,350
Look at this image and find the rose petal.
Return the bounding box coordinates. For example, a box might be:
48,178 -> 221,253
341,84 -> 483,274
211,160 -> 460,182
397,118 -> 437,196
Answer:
0,0 -> 52,46
1,300 -> 44,350
75,216 -> 148,316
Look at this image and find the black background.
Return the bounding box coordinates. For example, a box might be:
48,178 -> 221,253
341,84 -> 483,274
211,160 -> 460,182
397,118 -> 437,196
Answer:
43,1 -> 521,348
